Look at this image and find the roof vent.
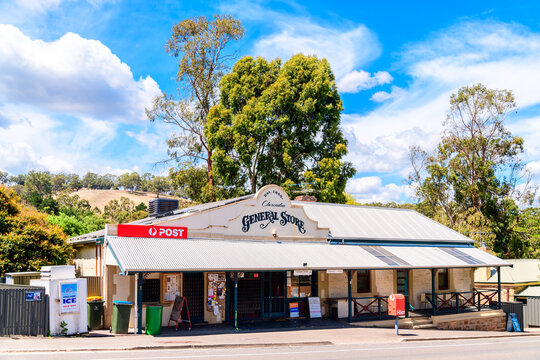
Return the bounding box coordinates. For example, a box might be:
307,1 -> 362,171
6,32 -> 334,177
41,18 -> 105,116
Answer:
149,198 -> 179,217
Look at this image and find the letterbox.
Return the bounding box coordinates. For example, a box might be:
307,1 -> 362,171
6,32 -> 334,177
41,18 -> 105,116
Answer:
388,294 -> 405,316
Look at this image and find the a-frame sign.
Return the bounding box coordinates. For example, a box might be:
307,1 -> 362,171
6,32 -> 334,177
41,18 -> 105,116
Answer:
168,295 -> 192,331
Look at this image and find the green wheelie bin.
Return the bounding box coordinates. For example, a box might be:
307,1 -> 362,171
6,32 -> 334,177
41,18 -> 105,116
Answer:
87,296 -> 104,330
146,305 -> 163,335
112,300 -> 132,334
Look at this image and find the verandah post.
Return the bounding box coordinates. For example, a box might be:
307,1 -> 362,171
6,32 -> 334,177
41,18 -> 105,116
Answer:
431,269 -> 436,316
404,270 -> 409,318
497,266 -> 502,309
137,272 -> 143,334
234,271 -> 238,330
348,270 -> 352,323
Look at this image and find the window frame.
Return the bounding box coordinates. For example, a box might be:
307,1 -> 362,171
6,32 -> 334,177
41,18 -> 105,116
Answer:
356,269 -> 371,293
437,268 -> 449,291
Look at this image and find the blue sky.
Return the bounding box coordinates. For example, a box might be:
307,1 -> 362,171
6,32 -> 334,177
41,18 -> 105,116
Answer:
1,0 -> 539,203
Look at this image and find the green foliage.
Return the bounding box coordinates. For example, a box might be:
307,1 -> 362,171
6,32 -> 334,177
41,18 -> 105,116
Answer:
409,84 -> 537,258
170,163 -> 243,202
149,176 -> 171,198
103,197 -> 147,224
147,15 -> 244,200
117,172 -> 141,193
205,54 -> 355,202
59,320 -> 68,336
0,185 -> 73,275
515,207 -> 540,258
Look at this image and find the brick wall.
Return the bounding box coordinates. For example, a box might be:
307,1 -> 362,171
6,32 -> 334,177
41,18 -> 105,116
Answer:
436,312 -> 506,331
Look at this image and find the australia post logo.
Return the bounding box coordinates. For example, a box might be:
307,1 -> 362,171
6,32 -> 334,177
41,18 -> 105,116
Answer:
117,224 -> 188,239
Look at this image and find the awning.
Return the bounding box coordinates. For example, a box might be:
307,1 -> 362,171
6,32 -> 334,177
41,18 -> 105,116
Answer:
106,236 -> 510,274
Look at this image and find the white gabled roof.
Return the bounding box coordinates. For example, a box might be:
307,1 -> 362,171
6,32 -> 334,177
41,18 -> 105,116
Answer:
106,236 -> 508,274
297,202 -> 472,244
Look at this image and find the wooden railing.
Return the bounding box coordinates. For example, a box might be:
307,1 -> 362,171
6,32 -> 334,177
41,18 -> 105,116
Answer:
351,296 -> 389,320
425,289 -> 499,315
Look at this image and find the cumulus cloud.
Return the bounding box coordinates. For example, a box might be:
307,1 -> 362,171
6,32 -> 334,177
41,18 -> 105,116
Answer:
346,176 -> 409,203
370,86 -> 405,102
232,1 -> 390,94
0,24 -> 160,123
337,70 -> 392,93
344,21 -> 540,182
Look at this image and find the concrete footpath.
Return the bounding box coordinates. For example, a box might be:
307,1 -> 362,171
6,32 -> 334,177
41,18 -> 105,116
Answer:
1,320 -> 540,353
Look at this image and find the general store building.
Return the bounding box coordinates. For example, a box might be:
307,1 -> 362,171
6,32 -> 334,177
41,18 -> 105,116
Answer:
70,184 -> 510,332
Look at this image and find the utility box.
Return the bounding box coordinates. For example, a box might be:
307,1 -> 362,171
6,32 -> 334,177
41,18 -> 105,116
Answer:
388,294 -> 405,316
30,265 -> 87,335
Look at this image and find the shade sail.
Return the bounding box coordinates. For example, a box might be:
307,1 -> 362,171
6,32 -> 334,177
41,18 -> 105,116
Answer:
106,236 -> 509,274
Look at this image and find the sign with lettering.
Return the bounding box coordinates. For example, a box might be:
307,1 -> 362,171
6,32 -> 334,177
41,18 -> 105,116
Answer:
308,297 -> 322,318
226,185 -> 329,239
117,224 -> 188,239
60,283 -> 78,313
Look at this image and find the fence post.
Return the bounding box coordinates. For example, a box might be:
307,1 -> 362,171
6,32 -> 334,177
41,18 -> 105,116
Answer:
431,269 -> 436,316
378,297 -> 381,320
348,270 -> 352,323
497,267 -> 502,309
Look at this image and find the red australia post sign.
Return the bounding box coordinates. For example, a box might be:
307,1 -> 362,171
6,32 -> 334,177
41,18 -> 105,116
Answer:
117,224 -> 188,239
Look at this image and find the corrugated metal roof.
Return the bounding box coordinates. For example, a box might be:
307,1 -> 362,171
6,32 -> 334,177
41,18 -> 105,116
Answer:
296,202 -> 472,244
107,236 -> 509,274
476,259 -> 540,284
516,286 -> 540,298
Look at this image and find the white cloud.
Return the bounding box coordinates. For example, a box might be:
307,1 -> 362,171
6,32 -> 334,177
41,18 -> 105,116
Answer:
346,176 -> 408,203
371,86 -> 405,102
237,1 -> 390,94
344,21 -> 540,184
15,0 -> 67,12
254,23 -> 381,79
337,70 -> 392,93
0,24 -> 160,124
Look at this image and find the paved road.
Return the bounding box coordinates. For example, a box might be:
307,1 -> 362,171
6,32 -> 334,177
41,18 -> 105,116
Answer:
3,336 -> 540,360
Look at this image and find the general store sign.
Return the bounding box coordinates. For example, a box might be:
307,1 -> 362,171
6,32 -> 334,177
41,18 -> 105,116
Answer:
117,224 -> 188,239
226,185 -> 329,239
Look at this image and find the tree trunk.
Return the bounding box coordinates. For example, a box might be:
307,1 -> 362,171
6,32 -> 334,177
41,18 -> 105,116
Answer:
207,153 -> 215,201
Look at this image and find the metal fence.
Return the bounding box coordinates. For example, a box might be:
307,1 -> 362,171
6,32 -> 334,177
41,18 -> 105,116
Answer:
523,297 -> 540,328
82,276 -> 102,297
501,301 -> 524,330
0,284 -> 49,336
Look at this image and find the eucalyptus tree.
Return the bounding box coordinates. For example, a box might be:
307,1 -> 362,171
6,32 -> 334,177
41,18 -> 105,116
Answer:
146,15 -> 244,200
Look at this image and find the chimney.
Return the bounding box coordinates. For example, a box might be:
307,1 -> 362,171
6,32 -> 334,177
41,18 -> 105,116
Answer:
294,195 -> 317,202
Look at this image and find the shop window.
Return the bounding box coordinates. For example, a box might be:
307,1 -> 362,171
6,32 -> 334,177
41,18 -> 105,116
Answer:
438,269 -> 449,291
356,270 -> 371,293
287,272 -> 312,298
142,278 -> 161,303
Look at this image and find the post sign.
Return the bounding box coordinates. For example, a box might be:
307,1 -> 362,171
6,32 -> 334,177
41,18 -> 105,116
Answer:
388,293 -> 405,316
60,283 -> 78,313
117,224 -> 188,239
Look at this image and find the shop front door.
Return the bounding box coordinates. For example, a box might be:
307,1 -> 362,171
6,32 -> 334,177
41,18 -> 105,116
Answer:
262,272 -> 286,318
183,272 -> 204,323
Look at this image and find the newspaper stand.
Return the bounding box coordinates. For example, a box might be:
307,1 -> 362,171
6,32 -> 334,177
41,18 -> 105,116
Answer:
168,296 -> 192,331
388,294 -> 405,335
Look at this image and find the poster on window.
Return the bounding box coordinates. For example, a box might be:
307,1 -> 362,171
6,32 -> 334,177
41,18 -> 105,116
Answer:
60,283 -> 78,313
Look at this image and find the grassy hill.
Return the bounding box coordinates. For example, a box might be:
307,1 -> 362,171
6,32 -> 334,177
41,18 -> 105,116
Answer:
71,189 -> 192,212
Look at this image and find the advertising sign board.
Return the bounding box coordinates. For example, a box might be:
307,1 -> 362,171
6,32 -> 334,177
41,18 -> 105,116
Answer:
117,224 -> 188,239
289,302 -> 299,318
60,283 -> 78,313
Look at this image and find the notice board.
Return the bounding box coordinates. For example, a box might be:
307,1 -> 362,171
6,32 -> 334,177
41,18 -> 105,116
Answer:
162,273 -> 182,303
308,297 -> 322,318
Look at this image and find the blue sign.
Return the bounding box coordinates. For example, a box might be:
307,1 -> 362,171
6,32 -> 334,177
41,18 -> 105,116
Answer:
25,291 -> 42,302
60,283 -> 78,313
510,313 -> 522,332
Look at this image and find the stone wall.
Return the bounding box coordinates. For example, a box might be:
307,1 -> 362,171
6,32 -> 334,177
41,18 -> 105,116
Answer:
373,270 -> 394,295
434,310 -> 506,331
